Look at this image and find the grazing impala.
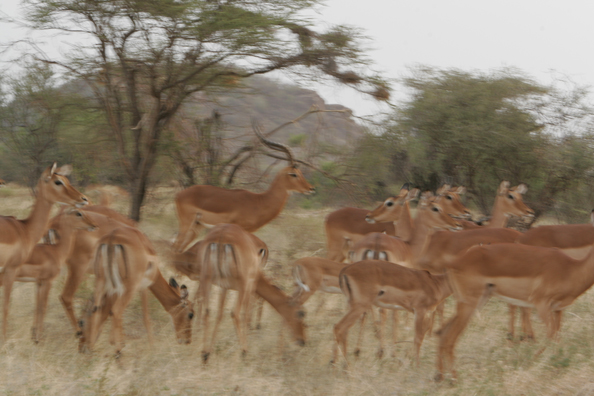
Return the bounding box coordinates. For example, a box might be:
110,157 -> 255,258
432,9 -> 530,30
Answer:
436,241 -> 594,381
80,226 -> 194,354
195,224 -> 265,362
172,130 -> 315,252
0,208 -> 98,342
170,240 -> 306,347
0,163 -> 88,339
58,205 -> 138,336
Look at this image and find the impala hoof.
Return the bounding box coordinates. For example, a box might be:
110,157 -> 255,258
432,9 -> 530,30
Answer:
202,351 -> 210,363
377,348 -> 384,359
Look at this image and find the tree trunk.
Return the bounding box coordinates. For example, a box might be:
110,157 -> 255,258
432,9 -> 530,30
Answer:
129,175 -> 148,222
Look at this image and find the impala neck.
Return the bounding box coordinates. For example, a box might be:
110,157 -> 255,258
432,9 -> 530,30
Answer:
489,196 -> 509,228
22,183 -> 56,250
408,213 -> 438,260
149,270 -> 182,312
52,220 -> 80,263
257,172 -> 291,225
394,201 -> 414,241
255,274 -> 297,325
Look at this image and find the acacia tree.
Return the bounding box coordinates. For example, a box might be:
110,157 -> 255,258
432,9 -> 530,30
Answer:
382,68 -> 594,220
22,0 -> 389,220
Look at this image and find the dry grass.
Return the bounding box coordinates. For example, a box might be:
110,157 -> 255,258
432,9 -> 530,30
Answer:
1,185 -> 594,395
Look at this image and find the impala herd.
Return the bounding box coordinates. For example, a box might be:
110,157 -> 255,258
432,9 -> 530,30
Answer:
2,144 -> 594,383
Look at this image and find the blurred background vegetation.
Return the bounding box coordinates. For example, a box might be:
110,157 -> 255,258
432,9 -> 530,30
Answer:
2,1 -> 594,225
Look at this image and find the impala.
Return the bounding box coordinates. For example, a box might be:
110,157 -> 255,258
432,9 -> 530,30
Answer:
172,131 -> 315,252
0,179 -> 5,187
0,163 -> 88,339
516,209 -> 594,260
58,205 -> 138,335
196,223 -> 264,362
324,184 -> 469,262
328,194 -> 461,361
0,208 -> 98,342
333,258 -> 452,366
436,242 -> 594,381
414,181 -> 534,339
80,226 -> 194,354
170,239 -> 306,347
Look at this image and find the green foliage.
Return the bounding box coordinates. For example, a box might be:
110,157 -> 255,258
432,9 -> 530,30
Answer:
355,67 -> 594,221
288,133 -> 308,147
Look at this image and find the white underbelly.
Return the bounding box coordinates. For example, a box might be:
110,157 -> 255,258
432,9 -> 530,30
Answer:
493,293 -> 535,308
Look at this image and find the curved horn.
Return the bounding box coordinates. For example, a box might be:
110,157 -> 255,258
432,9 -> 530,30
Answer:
252,119 -> 295,166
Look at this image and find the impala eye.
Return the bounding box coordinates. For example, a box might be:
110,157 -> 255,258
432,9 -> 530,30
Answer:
432,207 -> 439,212
76,212 -> 83,217
446,195 -> 452,200
54,180 -> 63,186
188,313 -> 194,320
386,201 -> 394,207
289,173 -> 298,178
508,194 -> 514,199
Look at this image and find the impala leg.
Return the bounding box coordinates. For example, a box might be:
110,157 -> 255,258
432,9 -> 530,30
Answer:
199,281 -> 212,363
551,310 -> 562,342
391,310 -> 399,357
109,290 -> 135,356
254,296 -> 264,330
437,300 -> 478,381
2,267 -> 17,340
353,311 -> 367,357
377,308 -> 387,359
507,304 -> 516,340
235,280 -> 256,357
333,303 -> 368,365
534,303 -> 555,357
60,258 -> 91,335
209,288 -> 228,354
140,289 -> 154,345
435,301 -> 445,326
520,307 -> 535,340
33,281 -> 52,343
412,309 -> 432,366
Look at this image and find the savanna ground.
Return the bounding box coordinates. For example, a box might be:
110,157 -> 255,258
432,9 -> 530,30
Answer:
1,184 -> 594,396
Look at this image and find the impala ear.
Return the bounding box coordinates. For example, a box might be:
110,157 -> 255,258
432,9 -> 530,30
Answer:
55,164 -> 73,176
514,183 -> 528,195
43,163 -> 58,181
498,181 -> 510,195
436,184 -> 450,195
453,186 -> 466,195
407,188 -> 420,201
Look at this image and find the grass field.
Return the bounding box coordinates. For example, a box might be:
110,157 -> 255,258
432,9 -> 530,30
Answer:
1,184 -> 594,395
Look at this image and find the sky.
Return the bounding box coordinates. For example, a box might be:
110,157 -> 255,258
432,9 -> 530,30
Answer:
3,0 -> 594,118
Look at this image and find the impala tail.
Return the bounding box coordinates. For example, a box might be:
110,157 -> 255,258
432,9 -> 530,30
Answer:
338,272 -> 353,305
94,242 -> 127,297
204,242 -> 236,288
293,264 -> 310,293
